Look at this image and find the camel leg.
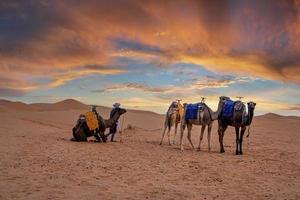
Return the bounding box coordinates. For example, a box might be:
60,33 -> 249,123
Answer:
180,123 -> 186,151
187,123 -> 195,149
207,123 -> 212,151
173,122 -> 178,145
197,125 -> 206,151
159,124 -> 167,145
218,123 -> 227,153
100,132 -> 107,143
240,126 -> 246,155
167,127 -> 172,146
235,127 -> 240,155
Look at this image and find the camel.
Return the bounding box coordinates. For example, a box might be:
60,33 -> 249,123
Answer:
72,107 -> 127,142
160,100 -> 184,145
218,100 -> 256,155
180,96 -> 229,151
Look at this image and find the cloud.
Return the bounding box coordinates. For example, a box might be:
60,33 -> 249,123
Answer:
0,75 -> 39,97
0,75 -> 36,88
92,83 -> 171,93
49,65 -> 126,87
112,38 -> 165,55
93,75 -> 245,97
0,0 -> 300,94
285,104 -> 300,111
189,75 -> 239,89
0,88 -> 27,97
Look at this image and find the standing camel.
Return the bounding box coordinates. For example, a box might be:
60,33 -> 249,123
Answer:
160,100 -> 184,145
218,100 -> 256,155
180,96 -> 229,151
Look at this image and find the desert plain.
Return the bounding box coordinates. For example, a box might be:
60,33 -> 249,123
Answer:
0,99 -> 299,200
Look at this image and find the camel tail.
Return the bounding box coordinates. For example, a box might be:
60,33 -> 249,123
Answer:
246,125 -> 251,137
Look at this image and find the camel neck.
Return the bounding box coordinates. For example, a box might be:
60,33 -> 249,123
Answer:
105,111 -> 120,127
247,108 -> 254,125
210,100 -> 223,120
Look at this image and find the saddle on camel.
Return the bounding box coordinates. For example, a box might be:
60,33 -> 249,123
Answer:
71,105 -> 126,142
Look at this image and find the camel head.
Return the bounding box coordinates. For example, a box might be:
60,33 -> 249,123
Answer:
245,101 -> 256,126
219,96 -> 230,102
218,96 -> 230,109
116,108 -> 127,115
169,101 -> 179,111
247,101 -> 256,111
170,101 -> 179,108
166,101 -> 179,117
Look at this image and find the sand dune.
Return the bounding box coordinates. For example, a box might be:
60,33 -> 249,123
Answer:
0,99 -> 89,112
30,99 -> 89,111
0,99 -> 299,199
0,99 -> 38,112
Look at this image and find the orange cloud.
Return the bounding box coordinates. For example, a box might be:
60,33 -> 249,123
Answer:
49,67 -> 126,87
0,0 -> 300,91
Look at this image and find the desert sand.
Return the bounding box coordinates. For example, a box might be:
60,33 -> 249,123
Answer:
0,99 -> 299,200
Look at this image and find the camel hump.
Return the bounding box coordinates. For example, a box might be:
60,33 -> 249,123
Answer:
85,111 -> 100,131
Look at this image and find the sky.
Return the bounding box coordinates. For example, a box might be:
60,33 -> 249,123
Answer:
0,0 -> 300,115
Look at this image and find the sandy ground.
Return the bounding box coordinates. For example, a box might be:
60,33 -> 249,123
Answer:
0,100 -> 299,200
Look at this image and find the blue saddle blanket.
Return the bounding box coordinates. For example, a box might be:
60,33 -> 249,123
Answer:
185,103 -> 203,120
222,100 -> 236,118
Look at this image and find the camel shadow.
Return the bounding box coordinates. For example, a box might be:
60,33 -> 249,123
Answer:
155,140 -> 222,154
58,137 -> 105,144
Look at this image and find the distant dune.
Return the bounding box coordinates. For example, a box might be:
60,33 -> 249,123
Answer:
30,99 -> 89,111
0,98 -> 298,119
0,99 -> 164,130
0,99 -> 89,112
0,99 -> 38,111
1,99 -> 299,130
256,112 -> 300,121
0,99 -> 161,113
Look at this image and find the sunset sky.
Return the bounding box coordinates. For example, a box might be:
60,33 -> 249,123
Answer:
0,0 -> 300,115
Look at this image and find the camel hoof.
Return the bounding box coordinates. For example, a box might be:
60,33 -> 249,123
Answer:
197,148 -> 201,152
220,149 -> 225,153
159,142 -> 162,145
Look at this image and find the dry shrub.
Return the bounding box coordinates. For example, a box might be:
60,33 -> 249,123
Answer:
127,124 -> 134,130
